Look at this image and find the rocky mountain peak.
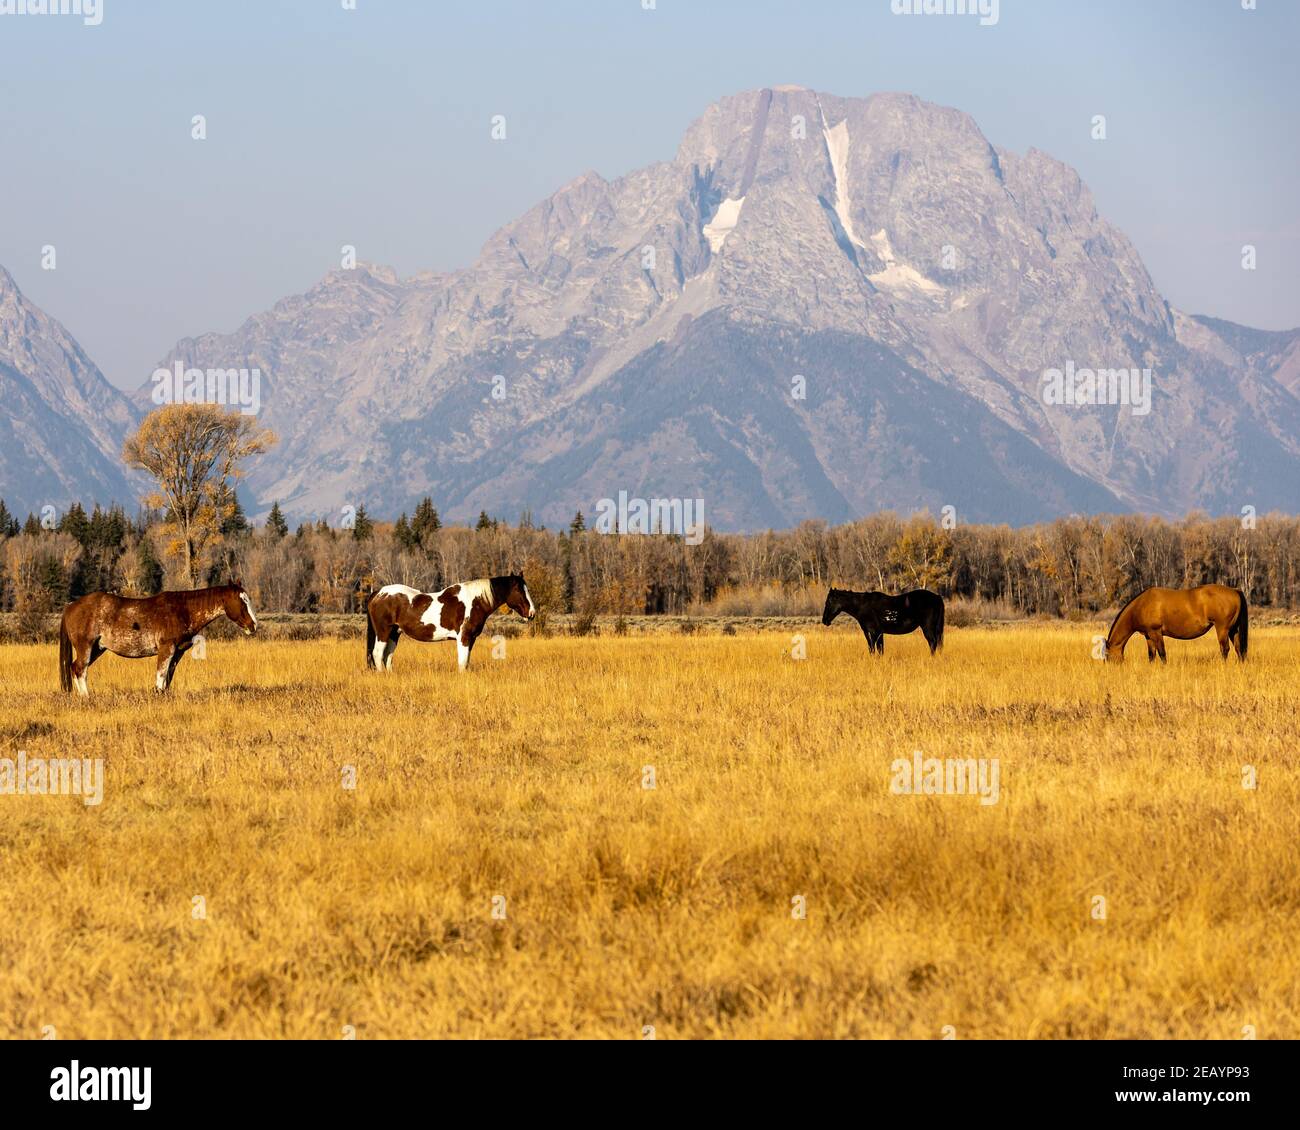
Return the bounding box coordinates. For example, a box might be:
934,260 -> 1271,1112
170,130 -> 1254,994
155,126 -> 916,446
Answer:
118,87 -> 1296,528
2,88 -> 1295,529
0,269 -> 140,517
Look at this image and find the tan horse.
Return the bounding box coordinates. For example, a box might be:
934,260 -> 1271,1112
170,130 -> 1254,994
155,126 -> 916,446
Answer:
59,583 -> 259,695
1105,584 -> 1247,663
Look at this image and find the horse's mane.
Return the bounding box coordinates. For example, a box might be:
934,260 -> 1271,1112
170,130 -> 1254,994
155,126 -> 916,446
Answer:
1105,591 -> 1143,641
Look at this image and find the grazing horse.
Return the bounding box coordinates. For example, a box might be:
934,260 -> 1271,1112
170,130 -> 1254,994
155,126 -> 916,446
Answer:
366,574 -> 536,672
1105,584 -> 1247,663
821,587 -> 945,655
59,582 -> 259,695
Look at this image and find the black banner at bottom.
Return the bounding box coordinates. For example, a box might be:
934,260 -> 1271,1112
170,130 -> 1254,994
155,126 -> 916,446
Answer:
4,1037 -> 1291,1117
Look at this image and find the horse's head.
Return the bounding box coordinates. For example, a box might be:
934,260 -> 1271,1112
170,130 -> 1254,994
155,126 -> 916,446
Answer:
223,580 -> 259,636
822,588 -> 844,627
502,574 -> 536,620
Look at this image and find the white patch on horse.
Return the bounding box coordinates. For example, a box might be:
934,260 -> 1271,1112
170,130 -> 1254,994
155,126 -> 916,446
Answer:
102,624 -> 158,658
240,592 -> 258,629
415,578 -> 492,639
457,579 -> 494,618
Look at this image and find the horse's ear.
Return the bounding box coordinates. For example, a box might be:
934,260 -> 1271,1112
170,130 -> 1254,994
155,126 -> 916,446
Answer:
232,575 -> 244,589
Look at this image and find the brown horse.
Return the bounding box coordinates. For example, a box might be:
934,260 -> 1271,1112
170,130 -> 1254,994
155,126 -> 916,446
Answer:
59,583 -> 259,695
1105,584 -> 1247,663
366,575 -> 535,672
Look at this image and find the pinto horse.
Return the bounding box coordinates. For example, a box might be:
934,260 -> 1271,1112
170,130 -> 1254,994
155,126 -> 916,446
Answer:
1105,584 -> 1247,663
366,574 -> 536,672
822,587 -> 945,655
59,582 -> 259,695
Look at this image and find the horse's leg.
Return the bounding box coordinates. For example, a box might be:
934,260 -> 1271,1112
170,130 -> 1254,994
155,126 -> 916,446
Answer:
1145,636 -> 1157,663
457,633 -> 474,672
922,619 -> 939,655
169,639 -> 196,689
381,628 -> 400,672
156,641 -> 186,692
76,640 -> 107,696
1215,620 -> 1231,660
163,639 -> 196,691
371,622 -> 391,671
1150,629 -> 1167,664
70,639 -> 93,697
870,632 -> 884,655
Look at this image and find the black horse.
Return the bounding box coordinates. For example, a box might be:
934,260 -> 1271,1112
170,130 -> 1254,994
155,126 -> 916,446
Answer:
821,588 -> 945,655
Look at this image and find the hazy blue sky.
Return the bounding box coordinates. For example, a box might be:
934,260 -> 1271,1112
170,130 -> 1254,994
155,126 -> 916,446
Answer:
1,0 -> 1296,389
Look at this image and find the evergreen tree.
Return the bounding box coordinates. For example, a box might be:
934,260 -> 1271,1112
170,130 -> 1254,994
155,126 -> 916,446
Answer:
352,504 -> 374,542
476,510 -> 493,532
266,501 -> 289,539
59,502 -> 91,547
38,556 -> 69,605
0,498 -> 18,537
394,513 -> 415,550
411,497 -> 440,541
216,485 -> 250,536
136,534 -> 164,595
22,513 -> 41,536
570,510 -> 586,536
75,504 -> 118,596
89,504 -> 128,553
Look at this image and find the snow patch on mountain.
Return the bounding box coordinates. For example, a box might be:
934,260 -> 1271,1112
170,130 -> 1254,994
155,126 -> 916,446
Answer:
867,229 -> 945,296
821,114 -> 866,252
703,196 -> 746,253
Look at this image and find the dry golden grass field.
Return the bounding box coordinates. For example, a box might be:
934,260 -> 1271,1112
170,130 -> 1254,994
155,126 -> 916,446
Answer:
0,622 -> 1297,1039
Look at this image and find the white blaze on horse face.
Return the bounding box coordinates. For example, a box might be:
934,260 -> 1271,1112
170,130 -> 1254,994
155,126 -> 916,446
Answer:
523,582 -> 536,619
74,674 -> 88,697
239,591 -> 258,634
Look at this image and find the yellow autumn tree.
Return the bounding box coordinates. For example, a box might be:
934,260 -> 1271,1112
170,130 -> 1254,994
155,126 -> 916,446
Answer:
886,514 -> 953,592
122,404 -> 277,587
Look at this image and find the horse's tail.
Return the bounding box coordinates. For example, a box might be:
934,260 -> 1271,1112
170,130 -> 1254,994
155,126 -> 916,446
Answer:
364,591 -> 377,669
59,613 -> 73,693
1233,589 -> 1249,659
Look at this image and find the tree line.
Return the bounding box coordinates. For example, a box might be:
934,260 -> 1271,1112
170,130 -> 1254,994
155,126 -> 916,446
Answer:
3,494 -> 1297,631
